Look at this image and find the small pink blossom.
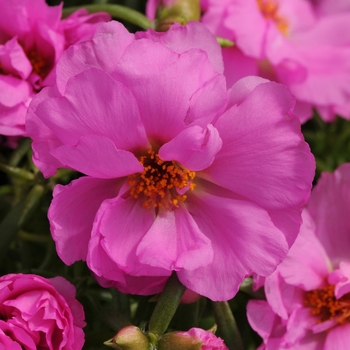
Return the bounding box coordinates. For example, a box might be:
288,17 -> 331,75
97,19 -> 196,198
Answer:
0,273 -> 85,350
0,0 -> 110,136
199,0 -> 350,123
27,21 -> 315,301
247,163 -> 350,349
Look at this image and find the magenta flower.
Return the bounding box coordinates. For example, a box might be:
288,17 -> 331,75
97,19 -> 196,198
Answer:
247,163 -> 350,349
0,0 -> 110,136
0,273 -> 85,349
27,21 -> 315,301
199,0 -> 350,123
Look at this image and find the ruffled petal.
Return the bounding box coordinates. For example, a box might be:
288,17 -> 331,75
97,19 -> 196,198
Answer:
278,210 -> 331,290
137,207 -> 213,271
91,194 -> 169,277
51,135 -> 143,178
307,163 -> 350,265
55,21 -> 134,94
158,124 -> 222,171
36,68 -> 149,151
205,80 -> 315,211
112,40 -> 219,143
324,324 -> 350,350
48,176 -> 123,265
177,186 -> 288,300
137,21 -> 224,73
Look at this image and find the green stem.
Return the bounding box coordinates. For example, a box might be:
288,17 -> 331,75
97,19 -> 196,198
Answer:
17,230 -> 51,244
0,163 -> 34,181
212,301 -> 244,350
62,4 -> 153,30
148,273 -> 186,336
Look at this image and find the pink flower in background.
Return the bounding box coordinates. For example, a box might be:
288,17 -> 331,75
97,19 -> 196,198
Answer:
247,163 -> 350,349
0,273 -> 85,350
27,21 -> 315,301
0,0 -> 110,136
200,0 -> 350,123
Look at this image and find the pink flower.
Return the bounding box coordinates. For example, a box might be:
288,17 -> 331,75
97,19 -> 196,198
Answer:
200,0 -> 350,123
159,327 -> 228,349
0,273 -> 85,350
247,163 -> 350,349
0,0 -> 110,136
27,21 -> 315,301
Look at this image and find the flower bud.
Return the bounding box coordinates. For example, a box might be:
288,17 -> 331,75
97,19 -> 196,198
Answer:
158,327 -> 228,350
104,326 -> 150,350
154,0 -> 200,32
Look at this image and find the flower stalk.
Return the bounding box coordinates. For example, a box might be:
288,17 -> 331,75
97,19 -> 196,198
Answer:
148,273 -> 186,337
212,301 -> 244,350
62,5 -> 153,30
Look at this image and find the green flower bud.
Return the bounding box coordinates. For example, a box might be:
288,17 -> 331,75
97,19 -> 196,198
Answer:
104,326 -> 150,350
155,0 -> 200,32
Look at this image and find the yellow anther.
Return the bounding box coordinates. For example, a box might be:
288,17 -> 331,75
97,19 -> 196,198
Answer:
128,149 -> 196,209
304,284 -> 350,324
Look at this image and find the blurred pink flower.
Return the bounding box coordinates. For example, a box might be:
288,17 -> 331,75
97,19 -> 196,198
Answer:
199,0 -> 350,123
247,163 -> 350,349
0,273 -> 85,350
0,0 -> 110,136
27,21 -> 315,301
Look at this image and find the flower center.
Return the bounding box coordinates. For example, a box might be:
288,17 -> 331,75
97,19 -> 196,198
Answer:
128,149 -> 196,209
26,48 -> 50,79
304,284 -> 350,324
257,0 -> 289,35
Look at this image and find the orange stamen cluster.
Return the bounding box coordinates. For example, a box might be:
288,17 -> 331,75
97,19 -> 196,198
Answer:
257,0 -> 289,35
128,149 -> 196,209
26,48 -> 50,79
304,284 -> 350,324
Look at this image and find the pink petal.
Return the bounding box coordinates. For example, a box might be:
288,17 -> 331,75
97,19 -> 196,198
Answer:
222,47 -> 259,89
137,207 -> 213,271
112,40 -> 219,143
26,86 -> 64,177
0,75 -> 32,108
36,68 -> 149,151
138,21 -> 224,74
51,135 -> 143,178
324,324 -> 350,350
158,125 -> 222,171
264,271 -> 303,320
224,0 -> 267,59
48,176 -> 123,265
185,74 -> 229,127
247,300 -> 278,343
91,194 -> 170,277
307,163 -> 350,265
177,187 -> 289,301
49,276 -> 86,328
206,80 -> 315,211
56,21 -> 134,94
0,37 -> 32,79
278,210 -> 331,290
332,261 -> 350,299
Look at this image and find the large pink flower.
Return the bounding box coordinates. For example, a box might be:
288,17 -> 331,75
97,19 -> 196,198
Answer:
247,163 -> 350,349
0,273 -> 85,350
27,21 -> 315,301
199,0 -> 350,123
0,0 -> 110,136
